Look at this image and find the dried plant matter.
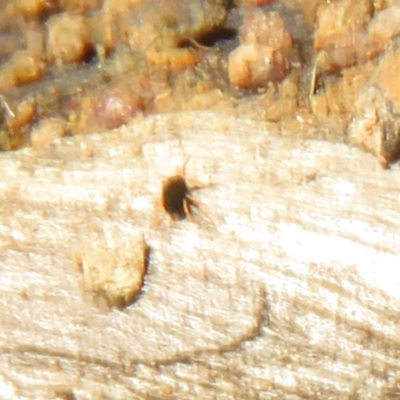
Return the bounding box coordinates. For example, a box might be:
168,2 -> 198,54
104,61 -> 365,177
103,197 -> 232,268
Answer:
78,230 -> 146,310
348,40 -> 400,166
229,10 -> 292,89
0,111 -> 400,399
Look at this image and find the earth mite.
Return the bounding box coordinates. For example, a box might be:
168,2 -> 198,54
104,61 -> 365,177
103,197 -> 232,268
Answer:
162,174 -> 199,221
160,157 -> 211,222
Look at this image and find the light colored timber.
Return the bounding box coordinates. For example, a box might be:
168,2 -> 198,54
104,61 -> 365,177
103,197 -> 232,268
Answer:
0,111 -> 399,399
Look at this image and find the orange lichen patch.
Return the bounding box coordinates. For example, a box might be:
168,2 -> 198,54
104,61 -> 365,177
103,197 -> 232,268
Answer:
0,96 -> 35,149
3,99 -> 35,148
348,46 -> 400,166
314,0 -> 372,51
264,73 -> 299,121
368,6 -> 400,44
4,0 -> 58,19
90,0 -> 142,53
30,118 -> 68,148
312,32 -> 380,76
239,10 -> 292,51
4,0 -> 100,20
181,89 -> 225,111
0,50 -> 44,90
10,50 -> 43,84
79,231 -> 147,310
146,48 -> 198,69
321,61 -> 374,116
374,48 -> 400,108
348,45 -> 400,167
73,96 -> 97,134
0,33 -> 22,60
0,0 -> 233,147
46,13 -> 92,66
298,0 -> 327,25
348,88 -> 398,168
0,64 -> 17,91
229,10 -> 292,90
229,44 -> 290,89
58,0 -> 102,13
372,0 -> 397,11
311,0 -> 400,75
7,99 -> 35,129
3,0 -> 400,168
309,3 -> 400,100
101,0 -> 142,20
25,24 -> 46,60
120,0 -> 228,66
239,0 -> 274,6
309,93 -> 329,120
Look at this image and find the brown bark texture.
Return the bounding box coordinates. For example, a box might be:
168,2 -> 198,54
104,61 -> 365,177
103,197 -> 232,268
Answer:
0,111 -> 400,399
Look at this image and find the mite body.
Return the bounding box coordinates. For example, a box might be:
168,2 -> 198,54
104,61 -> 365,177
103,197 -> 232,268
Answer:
162,175 -> 198,221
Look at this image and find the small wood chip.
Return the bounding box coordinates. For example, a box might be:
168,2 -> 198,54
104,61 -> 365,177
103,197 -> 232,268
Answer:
78,230 -> 147,310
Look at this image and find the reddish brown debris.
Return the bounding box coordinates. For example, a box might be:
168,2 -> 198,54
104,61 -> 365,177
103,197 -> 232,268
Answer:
229,10 -> 292,89
46,13 -> 92,66
348,42 -> 400,167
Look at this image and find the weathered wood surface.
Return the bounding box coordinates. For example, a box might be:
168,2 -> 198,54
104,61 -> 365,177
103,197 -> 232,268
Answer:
0,111 -> 400,399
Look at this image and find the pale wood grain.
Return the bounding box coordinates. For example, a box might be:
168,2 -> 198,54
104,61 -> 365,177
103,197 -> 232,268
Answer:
0,111 -> 399,399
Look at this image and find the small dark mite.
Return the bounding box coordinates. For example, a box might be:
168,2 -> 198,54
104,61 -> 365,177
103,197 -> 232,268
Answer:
162,175 -> 198,221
